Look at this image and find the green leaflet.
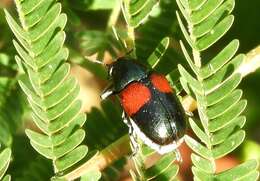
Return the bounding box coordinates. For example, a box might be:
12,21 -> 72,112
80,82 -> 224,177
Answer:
130,142 -> 179,181
123,0 -> 159,28
206,89 -> 242,119
2,175 -> 11,181
190,0 -> 224,25
54,145 -> 88,172
195,15 -> 234,51
185,135 -> 212,159
0,148 -> 11,180
147,37 -> 169,68
191,153 -> 215,173
199,39 -> 239,79
189,118 -> 210,146
144,153 -> 179,180
81,170 -> 102,181
215,160 -> 259,180
188,0 -> 207,11
192,0 -> 235,38
176,0 -> 259,180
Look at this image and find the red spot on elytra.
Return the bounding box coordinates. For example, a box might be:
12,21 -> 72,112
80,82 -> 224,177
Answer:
150,73 -> 173,93
120,82 -> 151,116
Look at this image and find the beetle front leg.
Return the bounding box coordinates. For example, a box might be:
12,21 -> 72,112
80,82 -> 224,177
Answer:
101,83 -> 115,100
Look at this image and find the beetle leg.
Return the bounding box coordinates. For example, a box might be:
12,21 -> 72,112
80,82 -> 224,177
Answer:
122,112 -> 140,157
174,147 -> 183,162
129,132 -> 139,157
185,111 -> 193,117
122,112 -> 134,136
122,111 -> 129,124
101,83 -> 115,100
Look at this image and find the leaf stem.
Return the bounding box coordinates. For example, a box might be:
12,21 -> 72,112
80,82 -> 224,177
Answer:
188,16 -> 215,170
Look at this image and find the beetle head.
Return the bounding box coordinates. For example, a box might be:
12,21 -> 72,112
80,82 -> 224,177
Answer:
108,57 -> 148,92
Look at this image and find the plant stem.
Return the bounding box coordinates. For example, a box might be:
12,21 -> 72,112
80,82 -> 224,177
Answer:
62,135 -> 131,180
238,45 -> 260,77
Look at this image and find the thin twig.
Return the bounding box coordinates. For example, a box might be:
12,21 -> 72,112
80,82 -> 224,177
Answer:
63,135 -> 131,180
238,45 -> 260,77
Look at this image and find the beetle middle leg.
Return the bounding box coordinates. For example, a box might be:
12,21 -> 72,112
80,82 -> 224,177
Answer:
122,112 -> 139,157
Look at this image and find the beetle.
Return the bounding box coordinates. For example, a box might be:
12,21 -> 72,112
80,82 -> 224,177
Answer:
101,57 -> 187,155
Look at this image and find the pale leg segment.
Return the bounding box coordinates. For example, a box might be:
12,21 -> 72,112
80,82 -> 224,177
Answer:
122,112 -> 139,157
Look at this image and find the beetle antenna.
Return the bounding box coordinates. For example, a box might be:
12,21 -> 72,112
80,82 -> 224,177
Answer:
84,56 -> 107,66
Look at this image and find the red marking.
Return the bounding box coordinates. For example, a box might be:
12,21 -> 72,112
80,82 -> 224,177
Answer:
150,73 -> 173,93
120,82 -> 151,116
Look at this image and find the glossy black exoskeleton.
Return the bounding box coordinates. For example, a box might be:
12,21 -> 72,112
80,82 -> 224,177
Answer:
101,57 -> 186,154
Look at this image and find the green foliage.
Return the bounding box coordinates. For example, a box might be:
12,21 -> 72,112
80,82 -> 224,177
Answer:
83,100 -> 128,180
74,26 -> 126,60
0,53 -> 23,148
66,0 -> 117,11
176,0 -> 259,180
0,53 -> 16,77
0,148 -> 11,180
4,0 -> 90,177
14,156 -> 52,181
0,43 -> 23,181
8,135 -> 53,181
131,143 -> 179,181
122,0 -> 159,28
84,100 -> 127,151
81,170 -> 101,181
0,82 -> 24,147
147,37 -> 170,68
101,158 -> 127,181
